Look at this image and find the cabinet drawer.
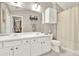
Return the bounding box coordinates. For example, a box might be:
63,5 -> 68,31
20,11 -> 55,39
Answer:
3,41 -> 21,47
0,42 -> 2,48
22,40 -> 30,45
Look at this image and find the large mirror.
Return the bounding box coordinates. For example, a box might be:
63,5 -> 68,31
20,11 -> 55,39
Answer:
1,8 -> 6,33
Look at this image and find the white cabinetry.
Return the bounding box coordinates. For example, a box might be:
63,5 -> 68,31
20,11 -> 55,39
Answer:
22,39 -> 30,56
42,8 -> 57,24
0,45 -> 29,56
31,38 -> 42,56
31,37 -> 51,56
41,37 -> 51,54
14,45 -> 26,56
0,36 -> 51,56
0,40 -> 27,56
0,47 -> 14,56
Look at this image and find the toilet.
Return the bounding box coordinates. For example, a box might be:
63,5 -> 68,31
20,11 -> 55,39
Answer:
51,40 -> 61,53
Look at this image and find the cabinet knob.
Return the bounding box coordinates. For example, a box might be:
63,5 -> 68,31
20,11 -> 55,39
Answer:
41,42 -> 43,44
41,42 -> 45,44
43,42 -> 45,44
11,48 -> 14,50
33,40 -> 36,42
26,41 -> 28,43
16,47 -> 18,50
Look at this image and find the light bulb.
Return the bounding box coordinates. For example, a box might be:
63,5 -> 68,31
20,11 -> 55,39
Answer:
32,3 -> 41,12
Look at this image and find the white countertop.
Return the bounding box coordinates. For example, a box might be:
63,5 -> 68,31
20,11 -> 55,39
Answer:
0,33 -> 51,42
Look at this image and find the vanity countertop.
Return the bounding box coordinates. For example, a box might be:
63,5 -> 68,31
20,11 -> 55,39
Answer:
0,34 -> 51,42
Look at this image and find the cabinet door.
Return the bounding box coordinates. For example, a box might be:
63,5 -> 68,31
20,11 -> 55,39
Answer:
14,45 -> 26,56
36,38 -> 43,55
0,47 -> 14,56
31,39 -> 42,56
22,39 -> 30,56
25,45 -> 30,56
41,37 -> 51,54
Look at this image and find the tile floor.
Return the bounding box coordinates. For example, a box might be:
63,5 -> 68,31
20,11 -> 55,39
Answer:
41,48 -> 79,56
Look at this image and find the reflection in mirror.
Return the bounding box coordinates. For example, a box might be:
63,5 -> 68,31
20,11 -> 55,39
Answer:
12,16 -> 22,33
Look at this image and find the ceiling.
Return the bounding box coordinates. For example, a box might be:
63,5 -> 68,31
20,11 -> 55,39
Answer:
7,2 -> 53,13
6,2 -> 79,13
57,2 -> 79,9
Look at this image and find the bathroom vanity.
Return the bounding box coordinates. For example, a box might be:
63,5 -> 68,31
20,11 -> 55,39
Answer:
0,33 -> 52,56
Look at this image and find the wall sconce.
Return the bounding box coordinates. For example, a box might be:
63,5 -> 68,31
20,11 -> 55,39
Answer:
29,15 -> 38,21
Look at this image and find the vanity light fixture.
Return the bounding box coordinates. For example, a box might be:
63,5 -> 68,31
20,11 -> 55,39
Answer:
29,15 -> 38,21
32,2 -> 41,12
